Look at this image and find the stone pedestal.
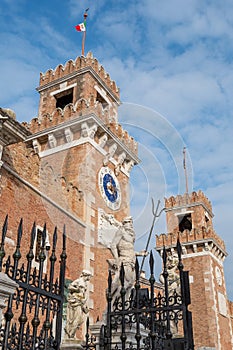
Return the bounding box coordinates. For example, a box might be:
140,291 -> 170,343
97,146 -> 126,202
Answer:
60,339 -> 83,350
0,272 -> 18,322
90,321 -> 149,350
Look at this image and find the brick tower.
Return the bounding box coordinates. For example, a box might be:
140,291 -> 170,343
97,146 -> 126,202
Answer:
156,191 -> 233,349
29,52 -> 139,322
0,52 -> 139,336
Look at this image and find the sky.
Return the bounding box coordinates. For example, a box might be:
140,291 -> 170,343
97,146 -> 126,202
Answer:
1,0 -> 233,298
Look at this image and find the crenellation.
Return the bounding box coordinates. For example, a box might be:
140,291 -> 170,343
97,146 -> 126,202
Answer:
165,190 -> 213,213
74,56 -> 82,70
57,64 -> 65,78
64,59 -> 75,75
98,65 -> 105,79
91,58 -> 99,72
63,103 -> 73,120
52,108 -> 64,122
156,226 -> 226,253
38,53 -> 120,98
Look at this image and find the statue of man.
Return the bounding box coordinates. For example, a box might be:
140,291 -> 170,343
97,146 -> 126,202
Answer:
65,270 -> 92,339
107,216 -> 136,305
159,254 -> 180,296
159,254 -> 180,335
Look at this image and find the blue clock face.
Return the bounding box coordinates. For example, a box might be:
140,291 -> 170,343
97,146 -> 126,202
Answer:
99,167 -> 121,210
103,173 -> 118,203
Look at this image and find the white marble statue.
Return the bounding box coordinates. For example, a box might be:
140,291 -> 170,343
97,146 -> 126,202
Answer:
159,253 -> 180,335
64,270 -> 92,339
107,216 -> 136,305
159,254 -> 180,296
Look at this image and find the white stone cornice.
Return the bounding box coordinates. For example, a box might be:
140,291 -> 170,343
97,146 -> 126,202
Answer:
50,82 -> 77,96
94,84 -> 112,106
32,139 -> 41,154
25,113 -> 140,175
98,133 -> 108,148
81,122 -> 97,138
48,133 -> 57,148
165,201 -> 214,218
156,237 -> 227,263
103,143 -> 117,166
64,127 -> 73,143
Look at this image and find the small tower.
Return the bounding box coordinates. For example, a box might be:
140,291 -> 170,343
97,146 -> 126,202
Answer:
23,52 -> 139,327
156,191 -> 233,349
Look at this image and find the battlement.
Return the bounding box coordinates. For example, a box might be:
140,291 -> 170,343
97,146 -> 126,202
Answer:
156,226 -> 226,254
23,111 -> 138,156
38,52 -> 120,98
165,190 -> 212,213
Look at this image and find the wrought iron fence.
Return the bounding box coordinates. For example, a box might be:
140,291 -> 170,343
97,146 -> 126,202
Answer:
0,215 -> 67,350
85,240 -> 194,350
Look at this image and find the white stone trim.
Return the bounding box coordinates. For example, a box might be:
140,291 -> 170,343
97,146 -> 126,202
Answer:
37,66 -> 120,105
182,250 -> 224,266
0,272 -> 18,322
175,210 -> 193,216
25,113 -> 140,167
94,84 -> 112,106
165,201 -> 214,218
64,127 -> 73,143
39,137 -> 131,177
48,133 -> 57,148
32,139 -> 41,154
50,82 -> 77,96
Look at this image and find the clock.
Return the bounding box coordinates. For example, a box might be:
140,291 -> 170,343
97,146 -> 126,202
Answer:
98,167 -> 121,210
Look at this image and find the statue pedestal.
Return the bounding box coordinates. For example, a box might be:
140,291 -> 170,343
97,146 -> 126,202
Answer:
90,321 -> 149,350
60,338 -> 83,350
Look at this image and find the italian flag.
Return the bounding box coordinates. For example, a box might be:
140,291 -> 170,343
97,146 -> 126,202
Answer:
75,22 -> 86,32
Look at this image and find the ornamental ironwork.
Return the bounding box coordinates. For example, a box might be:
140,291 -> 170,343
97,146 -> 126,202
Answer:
85,240 -> 194,350
0,215 -> 67,350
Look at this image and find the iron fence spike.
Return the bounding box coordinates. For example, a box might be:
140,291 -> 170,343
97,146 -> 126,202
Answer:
2,214 -> 8,243
63,225 -> 66,251
17,218 -> 23,246
135,257 -> 140,280
120,263 -> 125,286
53,226 -> 58,250
177,238 -> 182,260
162,245 -> 167,265
30,222 -> 36,249
149,250 -> 154,274
42,223 -> 47,247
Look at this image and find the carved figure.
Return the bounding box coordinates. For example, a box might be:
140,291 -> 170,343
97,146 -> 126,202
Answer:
107,216 -> 136,305
160,254 -> 180,295
103,143 -> 117,166
114,152 -> 126,176
159,253 -> 180,335
65,270 -> 92,339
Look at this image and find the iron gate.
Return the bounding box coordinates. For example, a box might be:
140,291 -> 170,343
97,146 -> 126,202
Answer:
86,240 -> 194,350
0,215 -> 67,350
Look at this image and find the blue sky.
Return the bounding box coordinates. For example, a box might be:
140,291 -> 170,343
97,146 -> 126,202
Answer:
1,0 -> 233,298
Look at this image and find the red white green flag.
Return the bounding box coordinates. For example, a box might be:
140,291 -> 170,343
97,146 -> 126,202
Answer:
75,22 -> 86,32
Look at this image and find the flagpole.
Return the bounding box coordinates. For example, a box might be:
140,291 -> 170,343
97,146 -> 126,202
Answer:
183,147 -> 189,194
81,11 -> 88,56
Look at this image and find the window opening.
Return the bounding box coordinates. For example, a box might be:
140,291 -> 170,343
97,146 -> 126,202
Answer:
55,89 -> 73,109
96,92 -> 108,108
179,214 -> 192,232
